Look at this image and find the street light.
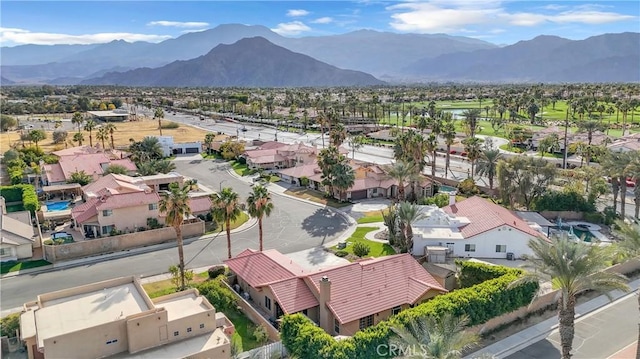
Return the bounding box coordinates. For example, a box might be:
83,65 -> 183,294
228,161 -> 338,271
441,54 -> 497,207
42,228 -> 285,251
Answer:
219,179 -> 227,193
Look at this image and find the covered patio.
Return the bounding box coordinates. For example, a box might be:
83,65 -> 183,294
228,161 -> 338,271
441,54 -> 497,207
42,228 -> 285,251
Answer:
41,183 -> 82,200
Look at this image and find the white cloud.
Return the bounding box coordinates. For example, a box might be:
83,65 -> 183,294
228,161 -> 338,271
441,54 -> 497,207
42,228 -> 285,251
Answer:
312,17 -> 334,24
270,21 -> 311,36
287,9 -> 310,17
147,20 -> 209,28
387,1 -> 636,33
0,27 -> 172,45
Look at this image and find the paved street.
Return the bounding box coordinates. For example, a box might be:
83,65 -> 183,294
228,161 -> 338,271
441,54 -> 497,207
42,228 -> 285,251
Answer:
506,293 -> 637,359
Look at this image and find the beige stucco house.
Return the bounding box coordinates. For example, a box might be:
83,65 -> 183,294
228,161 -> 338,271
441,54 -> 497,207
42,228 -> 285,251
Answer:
20,276 -> 234,359
244,141 -> 318,170
0,197 -> 39,262
225,249 -> 446,336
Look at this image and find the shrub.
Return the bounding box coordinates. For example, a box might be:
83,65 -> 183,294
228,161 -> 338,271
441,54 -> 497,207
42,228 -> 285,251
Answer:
457,178 -> 480,196
230,332 -> 243,357
352,242 -> 371,257
418,193 -> 450,207
253,325 -> 269,345
43,240 -> 53,245
0,313 -> 20,338
532,190 -> 596,212
583,211 -> 603,224
52,130 -> 68,144
169,265 -> 194,289
208,265 -> 226,279
160,121 -> 180,129
335,250 -> 348,257
456,259 -> 513,288
0,184 -> 40,212
196,279 -> 237,313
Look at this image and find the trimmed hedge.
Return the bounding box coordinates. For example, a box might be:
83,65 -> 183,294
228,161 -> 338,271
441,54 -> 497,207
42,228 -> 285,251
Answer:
196,278 -> 237,313
0,184 -> 40,213
457,260 -> 513,288
281,263 -> 539,359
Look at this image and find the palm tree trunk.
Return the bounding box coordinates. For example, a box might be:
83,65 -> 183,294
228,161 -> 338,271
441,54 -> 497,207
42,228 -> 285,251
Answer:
226,219 -> 232,259
258,217 -> 264,252
158,119 -> 163,136
559,295 -> 576,359
431,150 -> 436,177
110,135 -> 115,149
620,180 -> 628,218
89,131 -> 93,147
176,226 -> 185,290
445,146 -> 451,178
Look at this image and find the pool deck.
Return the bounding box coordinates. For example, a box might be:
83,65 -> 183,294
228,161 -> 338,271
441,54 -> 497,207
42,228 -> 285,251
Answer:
564,221 -> 611,243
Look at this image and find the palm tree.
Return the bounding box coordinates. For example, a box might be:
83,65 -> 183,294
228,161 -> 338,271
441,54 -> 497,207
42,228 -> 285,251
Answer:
96,127 -> 109,150
390,313 -> 479,359
211,187 -> 242,259
159,182 -> 192,290
512,237 -> 629,359
154,108 -> 165,136
329,122 -> 347,147
441,117 -> 457,178
71,111 -> 84,133
386,161 -> 417,202
577,121 -> 606,165
73,132 -> 84,146
476,149 -> 502,189
332,162 -> 356,202
462,137 -> 482,177
425,133 -> 439,178
84,119 -> 96,147
246,184 -> 274,252
103,123 -> 117,149
461,108 -> 481,138
396,202 -> 425,253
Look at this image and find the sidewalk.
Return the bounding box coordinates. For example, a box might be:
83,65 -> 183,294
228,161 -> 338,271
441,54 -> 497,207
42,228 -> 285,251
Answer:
466,277 -> 640,358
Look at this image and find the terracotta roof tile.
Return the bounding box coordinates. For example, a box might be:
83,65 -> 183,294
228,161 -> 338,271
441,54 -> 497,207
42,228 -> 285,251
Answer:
278,163 -> 320,178
189,196 -> 212,214
268,278 -> 319,314
96,192 -> 160,211
307,254 -> 446,324
43,163 -> 66,183
224,249 -> 307,288
443,196 -> 543,239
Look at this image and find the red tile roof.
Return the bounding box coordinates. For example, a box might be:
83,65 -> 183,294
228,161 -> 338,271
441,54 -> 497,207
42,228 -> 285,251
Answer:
82,174 -> 147,195
267,278 -> 319,314
443,196 -> 543,239
224,249 -> 308,288
307,254 -> 446,324
72,196 -> 100,223
43,163 -> 66,183
278,162 -> 320,178
189,196 -> 212,214
96,192 -> 160,211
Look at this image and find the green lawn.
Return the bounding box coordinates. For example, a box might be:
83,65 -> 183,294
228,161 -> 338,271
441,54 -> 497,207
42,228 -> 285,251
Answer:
230,161 -> 254,176
219,212 -> 250,231
1,260 -> 51,274
331,226 -> 396,258
356,208 -> 389,224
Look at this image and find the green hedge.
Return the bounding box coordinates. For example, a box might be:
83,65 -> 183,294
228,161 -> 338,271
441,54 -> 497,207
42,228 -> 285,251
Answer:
0,184 -> 39,213
457,260 -> 513,288
532,190 -> 595,212
281,264 -> 538,359
196,278 -> 237,313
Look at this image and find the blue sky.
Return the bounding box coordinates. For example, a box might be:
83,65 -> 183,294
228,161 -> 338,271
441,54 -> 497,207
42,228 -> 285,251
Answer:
1,1 -> 638,47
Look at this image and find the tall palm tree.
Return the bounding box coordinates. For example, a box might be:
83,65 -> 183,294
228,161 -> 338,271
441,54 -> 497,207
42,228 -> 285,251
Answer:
71,111 -> 84,133
390,313 -> 479,359
425,133 -> 439,178
73,132 -> 84,146
462,137 -> 482,177
396,201 -> 425,253
441,117 -> 457,178
96,127 -> 109,150
461,108 -> 481,138
83,119 -> 96,147
476,149 -> 502,189
159,182 -> 192,290
512,237 -> 629,359
103,123 -> 117,149
576,120 -> 606,166
154,108 -> 165,136
332,162 -> 356,202
212,187 -> 242,259
386,161 -> 417,202
246,184 -> 274,252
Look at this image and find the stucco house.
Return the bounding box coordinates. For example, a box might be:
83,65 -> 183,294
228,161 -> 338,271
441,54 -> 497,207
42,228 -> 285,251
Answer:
244,142 -> 318,170
225,249 -> 446,336
0,204 -> 38,262
20,276 -> 234,359
42,146 -> 136,186
412,196 -> 546,259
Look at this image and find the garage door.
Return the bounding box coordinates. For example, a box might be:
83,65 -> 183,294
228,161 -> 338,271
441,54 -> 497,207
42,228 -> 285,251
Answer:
185,147 -> 200,154
350,190 -> 368,200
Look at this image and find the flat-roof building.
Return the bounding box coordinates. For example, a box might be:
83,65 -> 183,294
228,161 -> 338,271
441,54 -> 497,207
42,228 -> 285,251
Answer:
20,276 -> 233,359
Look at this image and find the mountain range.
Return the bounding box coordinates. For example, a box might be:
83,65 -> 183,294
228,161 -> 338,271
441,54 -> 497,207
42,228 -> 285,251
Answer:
1,24 -> 638,86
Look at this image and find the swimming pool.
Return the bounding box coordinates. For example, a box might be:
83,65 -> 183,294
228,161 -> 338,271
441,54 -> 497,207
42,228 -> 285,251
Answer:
46,201 -> 71,211
52,232 -> 71,240
438,185 -> 457,193
554,225 -> 596,242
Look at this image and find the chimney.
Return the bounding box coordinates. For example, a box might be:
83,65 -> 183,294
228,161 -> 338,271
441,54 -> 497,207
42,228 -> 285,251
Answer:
449,192 -> 456,206
319,276 -> 332,333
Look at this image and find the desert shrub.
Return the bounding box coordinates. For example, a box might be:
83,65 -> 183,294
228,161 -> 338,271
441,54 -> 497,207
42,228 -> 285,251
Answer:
169,265 -> 194,289
335,250 -> 348,257
208,265 -> 226,279
0,313 -> 20,338
160,121 -> 180,129
352,242 -> 371,257
52,130 -> 68,144
196,279 -> 237,313
457,178 -> 480,196
253,325 -> 269,345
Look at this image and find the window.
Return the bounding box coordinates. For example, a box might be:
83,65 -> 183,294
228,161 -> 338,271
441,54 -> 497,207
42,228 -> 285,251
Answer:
465,244 -> 476,252
105,339 -> 118,344
334,318 -> 340,334
359,315 -> 374,330
496,245 -> 507,253
101,225 -> 114,235
302,309 -> 308,316
265,296 -> 271,310
392,306 -> 402,315
0,248 -> 7,256
148,203 -> 158,210
199,324 -> 205,329
372,188 -> 378,194
102,209 -> 112,217
173,331 -> 179,337
187,327 -> 192,333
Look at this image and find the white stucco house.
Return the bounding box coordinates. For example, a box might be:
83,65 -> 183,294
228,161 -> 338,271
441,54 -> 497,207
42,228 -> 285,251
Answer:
412,196 -> 547,260
153,136 -> 202,156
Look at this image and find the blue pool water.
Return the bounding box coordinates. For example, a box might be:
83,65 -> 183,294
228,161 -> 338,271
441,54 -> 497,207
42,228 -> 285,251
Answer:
52,232 -> 71,239
554,225 -> 595,242
46,201 -> 71,211
439,185 -> 457,193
